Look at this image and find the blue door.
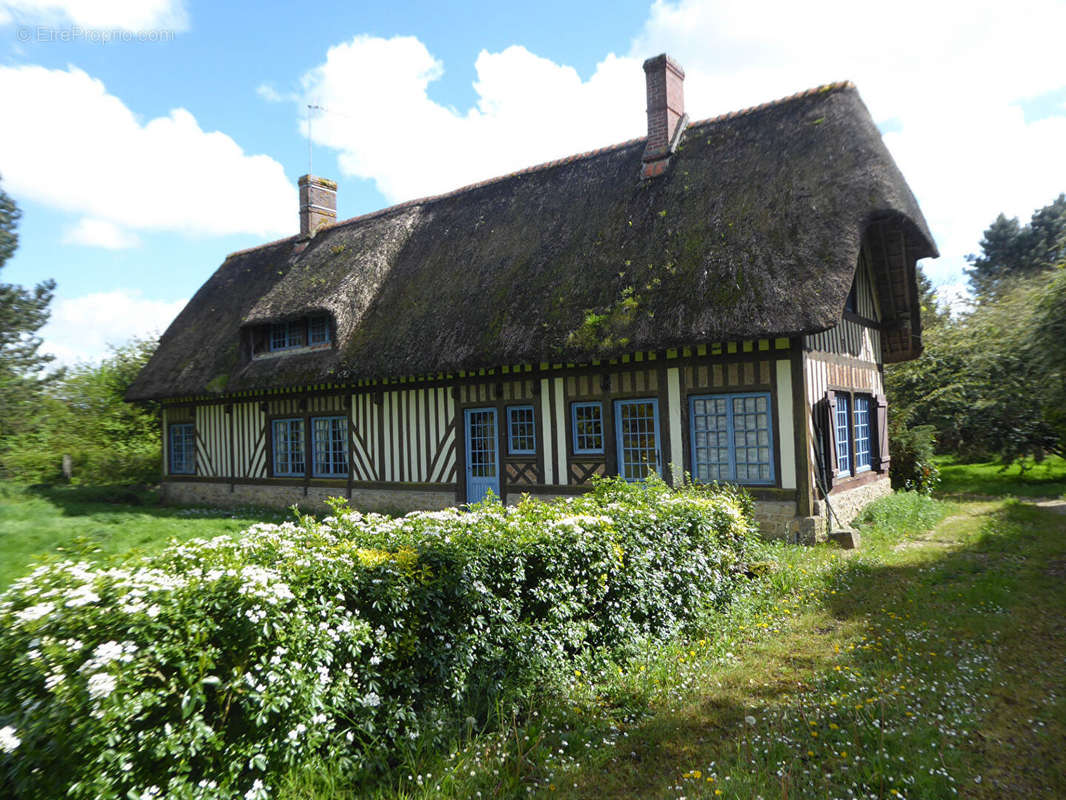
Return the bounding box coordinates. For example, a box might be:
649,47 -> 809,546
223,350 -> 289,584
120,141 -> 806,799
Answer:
614,398 -> 661,481
465,407 -> 500,503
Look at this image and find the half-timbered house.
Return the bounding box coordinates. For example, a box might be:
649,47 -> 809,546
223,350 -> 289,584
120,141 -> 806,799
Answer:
126,55 -> 937,541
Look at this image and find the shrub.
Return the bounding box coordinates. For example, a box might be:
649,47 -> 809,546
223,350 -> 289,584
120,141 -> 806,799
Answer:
889,419 -> 940,495
0,477 -> 756,799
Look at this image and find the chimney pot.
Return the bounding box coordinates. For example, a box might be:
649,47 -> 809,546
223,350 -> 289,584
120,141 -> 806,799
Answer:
641,54 -> 687,178
298,174 -> 337,238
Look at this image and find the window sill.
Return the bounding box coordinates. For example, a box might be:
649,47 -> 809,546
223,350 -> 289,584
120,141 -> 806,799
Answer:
254,343 -> 331,360
829,469 -> 887,494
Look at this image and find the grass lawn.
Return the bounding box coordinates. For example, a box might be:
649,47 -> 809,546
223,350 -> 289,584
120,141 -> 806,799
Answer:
935,454 -> 1066,498
325,494 -> 1066,800
0,482 -> 285,591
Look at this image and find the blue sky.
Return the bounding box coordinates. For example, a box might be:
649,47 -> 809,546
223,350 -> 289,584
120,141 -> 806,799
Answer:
1,0 -> 1064,364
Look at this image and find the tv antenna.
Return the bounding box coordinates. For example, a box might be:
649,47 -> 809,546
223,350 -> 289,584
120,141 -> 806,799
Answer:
306,103 -> 326,175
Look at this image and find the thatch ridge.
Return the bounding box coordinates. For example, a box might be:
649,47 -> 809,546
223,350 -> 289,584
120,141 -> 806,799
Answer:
223,81 -> 860,263
128,81 -> 935,402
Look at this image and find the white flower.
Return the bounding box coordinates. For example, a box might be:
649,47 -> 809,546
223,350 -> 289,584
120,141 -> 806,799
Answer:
45,672 -> 65,691
244,778 -> 268,800
92,641 -> 125,664
15,602 -> 55,623
363,691 -> 381,708
745,715 -> 757,726
369,655 -> 381,666
64,585 -> 100,608
270,583 -> 294,602
87,672 -> 117,700
0,725 -> 20,752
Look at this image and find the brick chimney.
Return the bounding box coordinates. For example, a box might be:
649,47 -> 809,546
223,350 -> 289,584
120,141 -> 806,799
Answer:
641,54 -> 688,179
298,175 -> 337,238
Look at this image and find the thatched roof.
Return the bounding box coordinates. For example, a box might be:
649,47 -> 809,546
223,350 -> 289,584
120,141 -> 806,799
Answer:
127,81 -> 936,402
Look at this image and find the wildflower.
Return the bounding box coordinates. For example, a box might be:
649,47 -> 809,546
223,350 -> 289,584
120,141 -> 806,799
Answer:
0,726 -> 20,752
744,715 -> 756,726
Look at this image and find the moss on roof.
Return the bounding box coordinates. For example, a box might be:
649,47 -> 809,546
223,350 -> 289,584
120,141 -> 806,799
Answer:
127,83 -> 936,402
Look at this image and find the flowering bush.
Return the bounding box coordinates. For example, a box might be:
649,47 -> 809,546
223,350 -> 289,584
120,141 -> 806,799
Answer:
0,477 -> 756,799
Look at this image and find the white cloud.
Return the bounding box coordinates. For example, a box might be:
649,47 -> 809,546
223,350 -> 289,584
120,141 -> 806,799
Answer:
933,281 -> 973,319
40,289 -> 186,366
62,217 -> 139,249
256,83 -> 294,104
0,0 -> 187,32
297,36 -> 643,202
630,0 -> 1066,287
294,2 -> 1066,291
0,65 -> 295,242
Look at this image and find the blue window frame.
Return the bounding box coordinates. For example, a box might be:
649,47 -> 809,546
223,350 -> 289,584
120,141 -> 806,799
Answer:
168,423 -> 195,475
507,405 -> 536,455
308,316 -> 330,346
272,418 -> 305,476
689,393 -> 774,485
853,395 -> 871,472
571,402 -> 604,454
835,394 -> 851,477
269,316 -> 330,352
270,321 -> 305,351
312,416 -> 348,477
614,398 -> 661,482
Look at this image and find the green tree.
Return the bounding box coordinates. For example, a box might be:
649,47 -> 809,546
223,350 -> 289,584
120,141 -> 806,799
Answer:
0,177 -> 57,445
966,194 -> 1066,298
1029,265 -> 1066,449
0,337 -> 161,484
887,270 -> 1061,463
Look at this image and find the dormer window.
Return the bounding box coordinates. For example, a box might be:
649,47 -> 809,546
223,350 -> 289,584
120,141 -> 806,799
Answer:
308,316 -> 329,346
267,315 -> 331,353
248,315 -> 333,359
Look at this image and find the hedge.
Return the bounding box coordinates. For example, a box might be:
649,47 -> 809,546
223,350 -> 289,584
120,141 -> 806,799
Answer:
0,477 -> 757,799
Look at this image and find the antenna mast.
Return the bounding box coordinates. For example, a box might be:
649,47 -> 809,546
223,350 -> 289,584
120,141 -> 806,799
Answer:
307,103 -> 325,175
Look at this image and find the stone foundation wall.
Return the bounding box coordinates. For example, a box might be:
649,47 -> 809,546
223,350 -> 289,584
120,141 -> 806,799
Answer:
162,480 -> 888,548
828,475 -> 892,527
161,481 -> 457,515
752,500 -> 799,541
